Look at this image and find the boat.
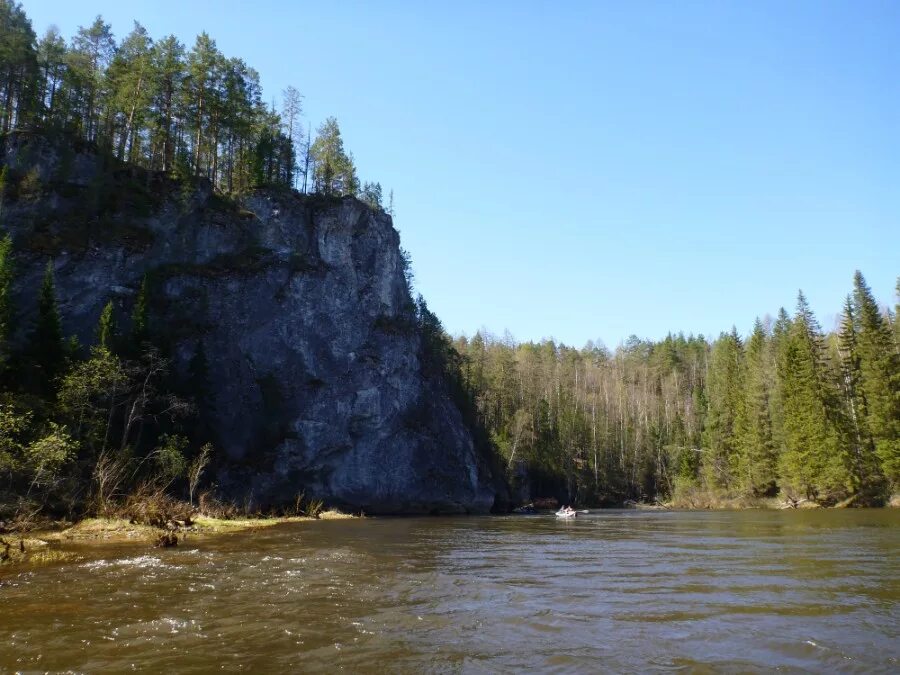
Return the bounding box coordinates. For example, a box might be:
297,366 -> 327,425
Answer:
555,509 -> 578,518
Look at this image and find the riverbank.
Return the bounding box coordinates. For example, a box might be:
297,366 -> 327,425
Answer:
650,491 -> 900,510
0,510 -> 356,568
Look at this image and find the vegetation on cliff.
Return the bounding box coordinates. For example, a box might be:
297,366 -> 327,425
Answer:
0,0 -> 405,529
0,0 -> 388,208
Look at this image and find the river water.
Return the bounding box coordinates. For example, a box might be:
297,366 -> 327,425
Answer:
1,510 -> 898,673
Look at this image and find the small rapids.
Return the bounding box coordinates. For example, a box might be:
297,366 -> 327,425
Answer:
1,510 -> 898,672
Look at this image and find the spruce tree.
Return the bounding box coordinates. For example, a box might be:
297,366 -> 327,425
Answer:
735,319 -> 777,495
778,292 -> 849,502
851,271 -> 900,489
702,328 -> 744,491
894,277 -> 900,350
31,261 -> 65,394
0,234 -> 13,369
131,273 -> 149,347
768,308 -> 792,462
96,300 -> 116,351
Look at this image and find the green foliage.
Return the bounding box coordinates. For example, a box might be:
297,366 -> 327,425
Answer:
459,277 -> 897,505
777,292 -> 850,502
399,247 -> 414,294
24,422 -> 77,486
152,433 -> 188,484
310,117 -> 357,196
0,0 -> 38,134
0,404 -> 30,475
702,328 -> 744,490
0,234 -> 13,367
29,260 -> 65,393
0,404 -> 75,489
57,345 -> 128,456
734,319 -> 778,495
0,3 -> 386,200
361,181 -> 383,209
131,273 -> 150,345
850,272 -> 900,488
96,300 -> 116,350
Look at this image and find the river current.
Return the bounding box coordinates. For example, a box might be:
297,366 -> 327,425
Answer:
1,510 -> 898,672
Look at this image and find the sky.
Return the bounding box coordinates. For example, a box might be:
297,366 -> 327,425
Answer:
24,0 -> 900,347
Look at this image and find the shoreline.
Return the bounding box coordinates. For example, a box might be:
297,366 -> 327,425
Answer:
0,510 -> 355,569
4,498 -> 897,570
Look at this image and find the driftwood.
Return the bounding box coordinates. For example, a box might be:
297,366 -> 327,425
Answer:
780,496 -> 810,509
155,532 -> 178,548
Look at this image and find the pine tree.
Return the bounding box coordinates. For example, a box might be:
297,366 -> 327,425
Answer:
36,26 -> 66,123
0,0 -> 39,133
186,32 -> 222,177
69,16 -> 116,142
30,260 -> 65,393
149,34 -> 185,173
107,22 -> 155,163
361,181 -> 383,209
96,299 -> 115,350
778,292 -> 849,502
310,117 -> 356,196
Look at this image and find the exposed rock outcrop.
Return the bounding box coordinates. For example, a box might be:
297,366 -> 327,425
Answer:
2,132 -> 497,514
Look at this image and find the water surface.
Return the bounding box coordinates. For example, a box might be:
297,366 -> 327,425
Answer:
2,510 -> 898,672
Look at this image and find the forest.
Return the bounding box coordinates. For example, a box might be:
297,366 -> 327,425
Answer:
447,276 -> 900,507
0,1 -> 897,528
0,0 -> 388,206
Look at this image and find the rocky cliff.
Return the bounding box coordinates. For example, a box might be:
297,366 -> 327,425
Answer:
2,132 -> 497,514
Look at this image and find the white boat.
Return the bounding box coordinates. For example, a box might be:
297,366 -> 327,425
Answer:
555,509 -> 577,518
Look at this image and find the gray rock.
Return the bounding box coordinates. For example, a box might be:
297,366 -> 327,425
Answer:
2,133 -> 497,514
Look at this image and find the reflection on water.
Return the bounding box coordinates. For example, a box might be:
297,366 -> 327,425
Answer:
1,510 -> 898,672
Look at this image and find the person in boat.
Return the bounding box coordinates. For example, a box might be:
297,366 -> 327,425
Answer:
563,505 -> 575,515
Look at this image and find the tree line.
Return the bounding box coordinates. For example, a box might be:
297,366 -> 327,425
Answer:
0,0 -> 390,208
448,273 -> 899,506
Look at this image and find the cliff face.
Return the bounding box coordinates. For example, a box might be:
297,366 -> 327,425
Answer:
2,133 -> 496,514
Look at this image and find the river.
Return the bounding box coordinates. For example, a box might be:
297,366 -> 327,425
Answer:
1,510 -> 898,672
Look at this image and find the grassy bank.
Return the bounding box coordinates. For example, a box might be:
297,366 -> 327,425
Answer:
0,508 -> 356,568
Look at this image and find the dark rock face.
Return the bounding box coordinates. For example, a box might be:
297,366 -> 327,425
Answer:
3,133 -> 496,514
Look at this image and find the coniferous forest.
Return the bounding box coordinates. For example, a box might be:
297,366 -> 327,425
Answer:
0,1 -> 387,204
0,1 -> 897,527
448,276 -> 899,507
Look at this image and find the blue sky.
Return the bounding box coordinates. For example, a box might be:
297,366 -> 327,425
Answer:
25,1 -> 899,347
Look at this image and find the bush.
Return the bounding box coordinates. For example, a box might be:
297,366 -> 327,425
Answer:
151,434 -> 188,485
24,423 -> 76,487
